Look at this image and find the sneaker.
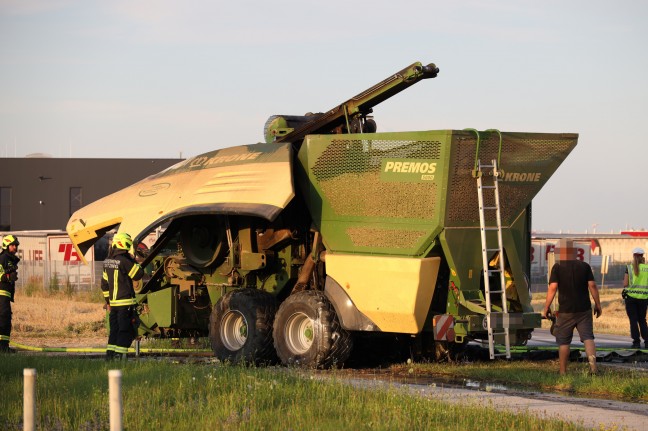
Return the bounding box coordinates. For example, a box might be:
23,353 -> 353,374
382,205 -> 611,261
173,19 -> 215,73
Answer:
631,341 -> 641,349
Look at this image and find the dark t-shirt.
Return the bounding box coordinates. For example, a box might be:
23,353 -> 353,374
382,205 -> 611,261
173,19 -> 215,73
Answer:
549,260 -> 594,313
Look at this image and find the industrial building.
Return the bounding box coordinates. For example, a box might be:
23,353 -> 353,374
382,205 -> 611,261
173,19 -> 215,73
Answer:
0,155 -> 182,231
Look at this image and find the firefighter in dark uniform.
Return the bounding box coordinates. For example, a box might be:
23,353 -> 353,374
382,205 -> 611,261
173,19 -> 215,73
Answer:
0,234 -> 20,353
101,232 -> 144,360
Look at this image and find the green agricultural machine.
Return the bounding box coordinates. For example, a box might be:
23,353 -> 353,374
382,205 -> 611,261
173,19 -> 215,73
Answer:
67,61 -> 577,366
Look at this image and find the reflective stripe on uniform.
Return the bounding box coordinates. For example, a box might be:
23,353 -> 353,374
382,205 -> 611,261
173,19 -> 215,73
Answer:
106,344 -> 117,352
0,290 -> 11,298
0,334 -> 10,341
102,291 -> 109,298
627,264 -> 648,299
112,269 -> 119,303
102,270 -> 108,281
626,288 -> 648,299
114,346 -> 129,354
109,298 -> 136,307
128,263 -> 142,279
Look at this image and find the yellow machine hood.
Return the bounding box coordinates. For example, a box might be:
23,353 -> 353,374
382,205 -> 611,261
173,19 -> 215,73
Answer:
67,142 -> 295,262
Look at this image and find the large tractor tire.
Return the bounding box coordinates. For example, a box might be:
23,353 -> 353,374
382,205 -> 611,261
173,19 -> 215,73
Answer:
209,289 -> 277,365
273,290 -> 353,368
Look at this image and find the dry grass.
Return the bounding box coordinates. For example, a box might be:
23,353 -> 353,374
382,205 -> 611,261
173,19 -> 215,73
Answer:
11,291 -> 106,347
531,288 -> 630,335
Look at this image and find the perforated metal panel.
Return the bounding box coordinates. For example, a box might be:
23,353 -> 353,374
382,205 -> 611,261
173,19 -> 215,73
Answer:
446,134 -> 479,224
299,130 -> 576,255
446,131 -> 578,226
311,139 -> 442,220
346,227 -> 428,249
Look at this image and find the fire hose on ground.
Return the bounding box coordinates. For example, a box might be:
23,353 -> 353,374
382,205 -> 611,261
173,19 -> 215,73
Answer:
8,340 -> 212,355
7,340 -> 646,360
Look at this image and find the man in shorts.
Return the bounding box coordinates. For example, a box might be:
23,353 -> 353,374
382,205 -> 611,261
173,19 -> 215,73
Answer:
542,239 -> 602,375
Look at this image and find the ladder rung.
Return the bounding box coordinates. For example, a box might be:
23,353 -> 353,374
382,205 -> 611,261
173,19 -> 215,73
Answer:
478,165 -> 511,361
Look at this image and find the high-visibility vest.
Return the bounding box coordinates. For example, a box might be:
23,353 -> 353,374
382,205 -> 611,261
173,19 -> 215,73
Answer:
627,264 -> 648,299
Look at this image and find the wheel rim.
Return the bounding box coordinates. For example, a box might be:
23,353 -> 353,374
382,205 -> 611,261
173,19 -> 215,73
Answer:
285,312 -> 314,354
220,311 -> 248,351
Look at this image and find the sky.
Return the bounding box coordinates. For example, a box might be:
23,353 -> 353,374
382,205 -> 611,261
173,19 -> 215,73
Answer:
1,0 -> 647,234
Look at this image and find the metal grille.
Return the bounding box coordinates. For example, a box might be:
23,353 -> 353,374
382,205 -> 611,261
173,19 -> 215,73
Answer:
446,132 -> 577,225
447,134 -> 479,224
346,227 -> 428,249
312,139 -> 442,220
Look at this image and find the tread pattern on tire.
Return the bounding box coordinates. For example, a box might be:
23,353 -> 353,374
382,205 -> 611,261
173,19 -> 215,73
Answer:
273,290 -> 353,368
209,288 -> 277,364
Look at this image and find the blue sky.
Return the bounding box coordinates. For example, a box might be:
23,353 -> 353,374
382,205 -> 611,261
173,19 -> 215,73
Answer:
1,0 -> 647,233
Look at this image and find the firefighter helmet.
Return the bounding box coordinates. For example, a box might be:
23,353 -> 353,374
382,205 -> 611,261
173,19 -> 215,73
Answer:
2,234 -> 19,250
112,233 -> 133,251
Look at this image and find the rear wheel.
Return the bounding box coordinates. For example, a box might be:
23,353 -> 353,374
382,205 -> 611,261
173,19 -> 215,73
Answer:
209,289 -> 277,364
273,290 -> 353,368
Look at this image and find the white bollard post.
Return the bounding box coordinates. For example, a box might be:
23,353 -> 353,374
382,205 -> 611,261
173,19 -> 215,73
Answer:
108,370 -> 123,431
23,368 -> 36,431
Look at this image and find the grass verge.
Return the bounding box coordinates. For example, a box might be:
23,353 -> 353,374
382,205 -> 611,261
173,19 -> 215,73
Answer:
0,356 -> 587,431
388,359 -> 648,402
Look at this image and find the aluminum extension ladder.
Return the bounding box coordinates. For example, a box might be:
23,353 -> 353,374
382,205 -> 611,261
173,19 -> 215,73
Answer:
476,159 -> 511,359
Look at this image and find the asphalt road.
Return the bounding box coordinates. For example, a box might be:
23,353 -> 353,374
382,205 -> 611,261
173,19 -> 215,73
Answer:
529,328 -> 640,350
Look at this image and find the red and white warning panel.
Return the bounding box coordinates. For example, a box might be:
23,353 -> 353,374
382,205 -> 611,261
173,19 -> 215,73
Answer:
433,314 -> 455,341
